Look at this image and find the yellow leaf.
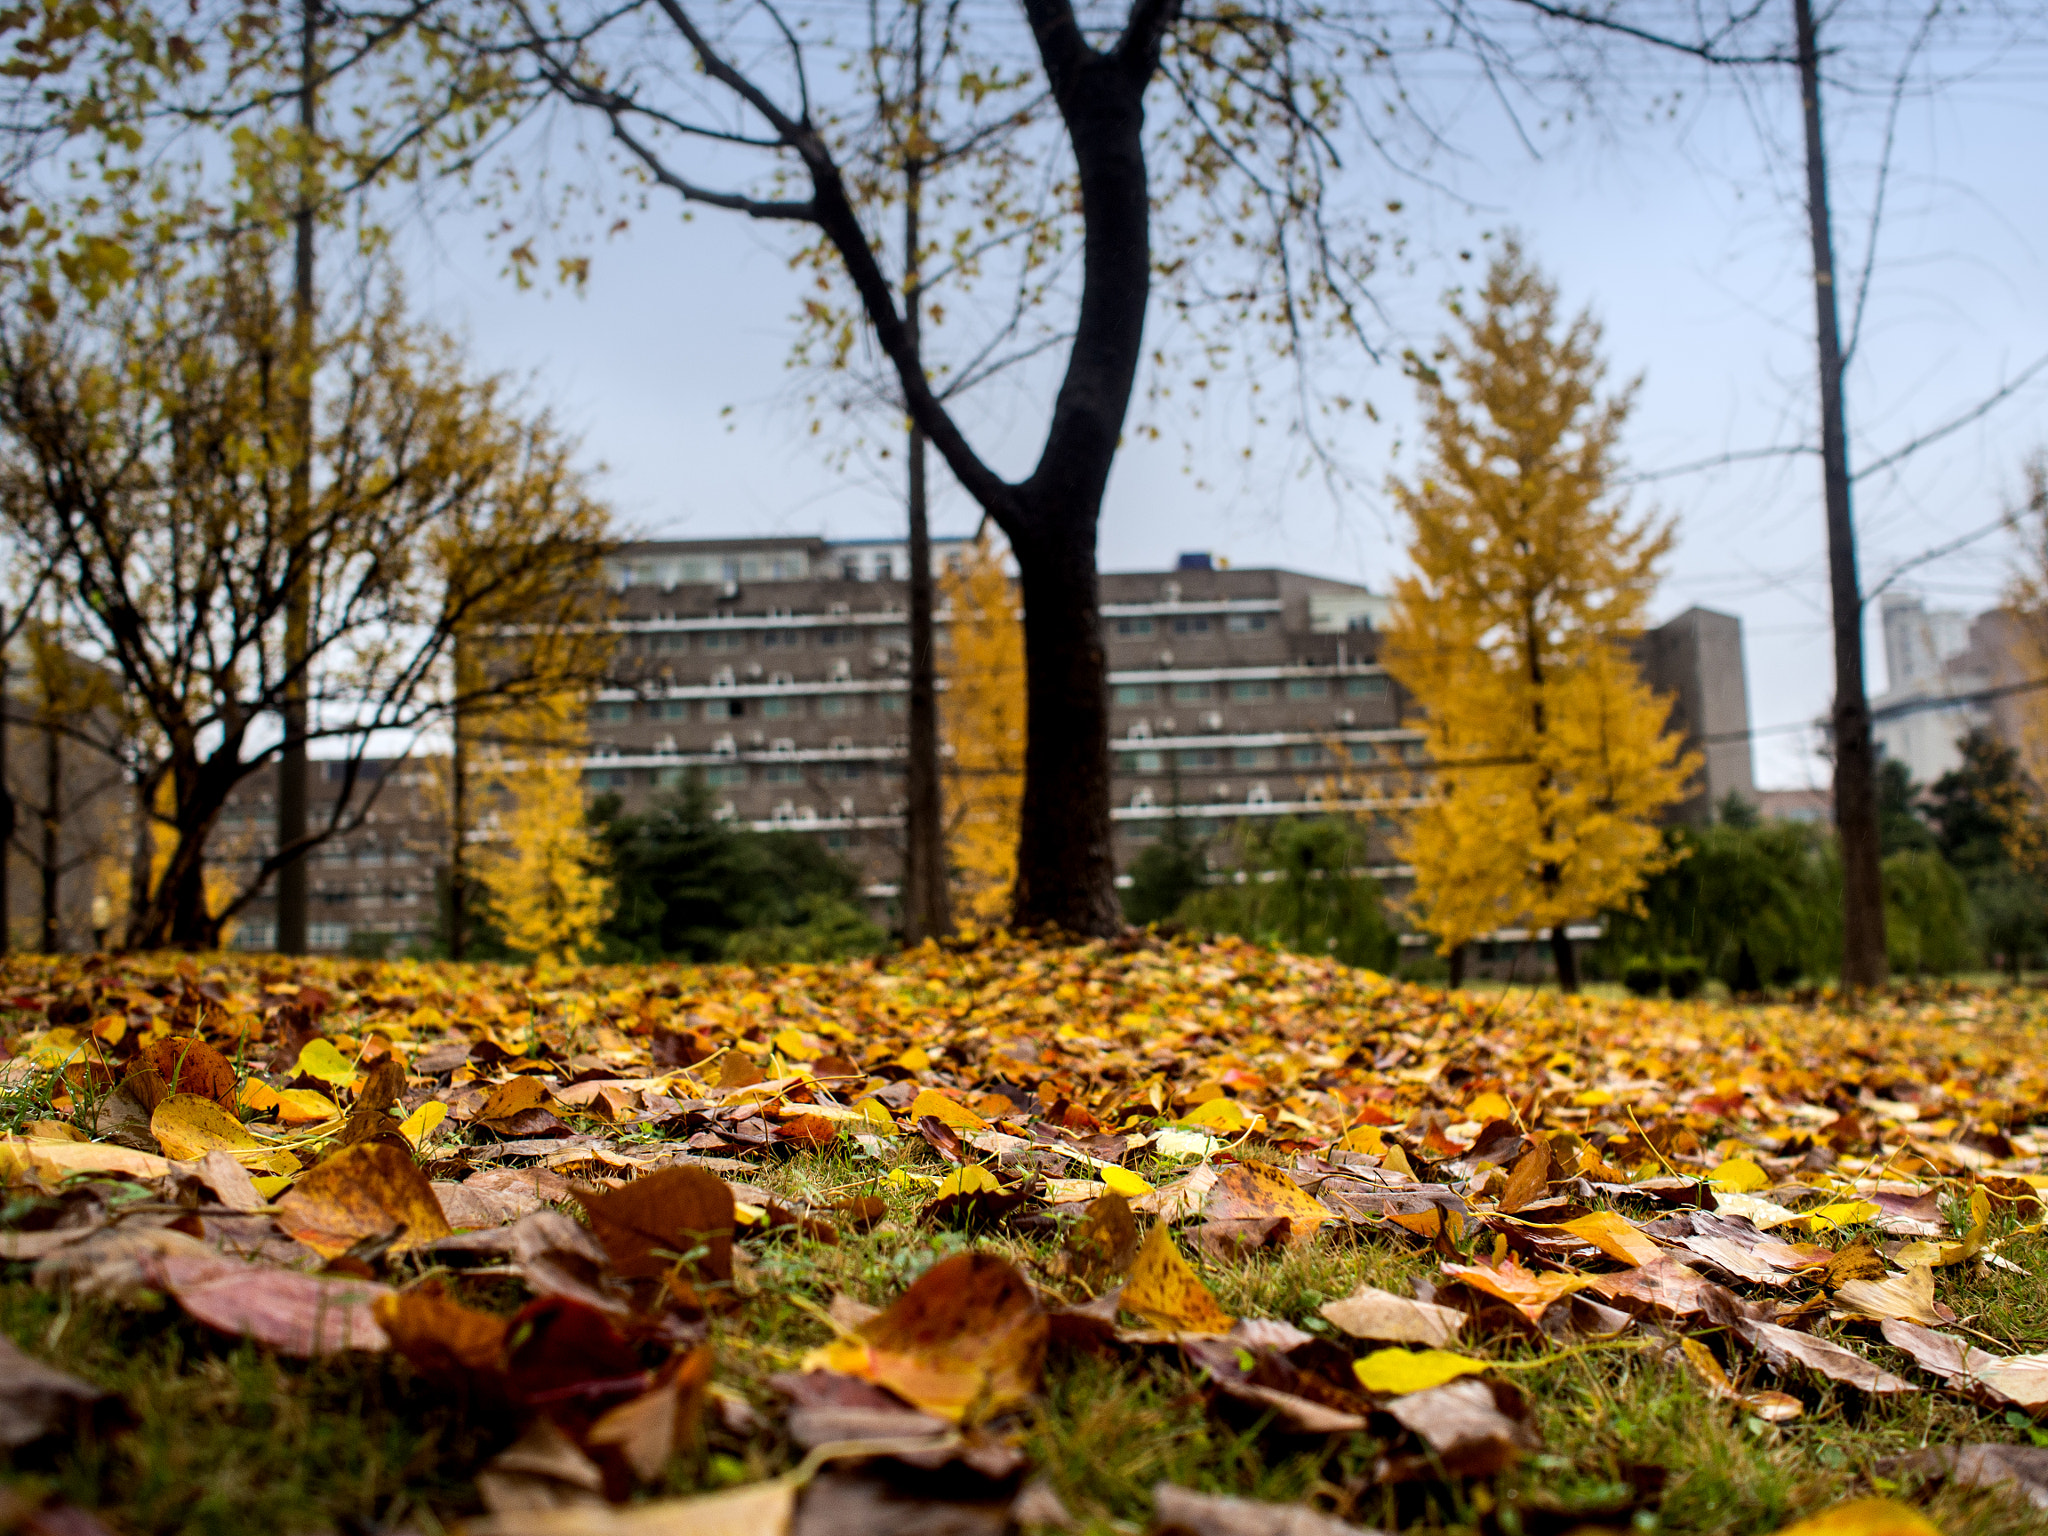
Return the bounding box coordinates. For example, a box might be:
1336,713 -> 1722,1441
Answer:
770,1027 -> 817,1062
908,1090 -> 988,1132
274,1088 -> 341,1125
1572,1088 -> 1614,1107
398,1100 -> 448,1148
1708,1157 -> 1769,1193
295,1039 -> 358,1087
1182,1097 -> 1253,1133
238,1078 -> 281,1115
1466,1092 -> 1514,1123
896,1046 -> 932,1072
25,1029 -> 85,1069
151,1093 -> 262,1159
1763,1499 -> 1942,1536
934,1165 -> 1000,1198
1121,1223 -> 1235,1335
857,1098 -> 897,1131
1351,1348 -> 1491,1395
1337,1123 -> 1386,1154
1803,1200 -> 1880,1233
250,1174 -> 293,1200
1556,1211 -> 1662,1267
1101,1165 -> 1153,1197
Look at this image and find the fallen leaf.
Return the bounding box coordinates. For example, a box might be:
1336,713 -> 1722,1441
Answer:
1736,1320 -> 1917,1396
587,1345 -> 712,1481
1182,1337 -> 1369,1434
1584,1258 -> 1728,1323
576,1166 -> 734,1291
375,1283 -> 510,1386
1438,1258 -> 1592,1326
146,1252 -> 392,1355
475,1415 -> 607,1516
472,1478 -> 799,1535
1879,1443 -> 2048,1510
1122,1223 -> 1237,1336
1351,1349 -> 1490,1395
1708,1157 -> 1769,1193
1760,1498 -> 1941,1536
148,1094 -> 272,1165
908,1089 -> 989,1132
295,1038 -> 359,1088
1552,1211 -> 1663,1267
0,1333 -> 118,1447
1678,1337 -> 1802,1422
1319,1285 -> 1465,1347
0,1136 -> 170,1183
1832,1266 -> 1949,1327
1497,1143 -> 1550,1214
1065,1191 -> 1140,1290
806,1251 -> 1045,1422
1149,1481 -> 1380,1535
1379,1378 -> 1537,1477
1879,1320 -> 2048,1410
275,1142 -> 452,1258
1201,1163 -> 1332,1243
141,1036 -> 239,1112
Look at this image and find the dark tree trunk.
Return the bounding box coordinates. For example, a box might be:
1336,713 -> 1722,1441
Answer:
448,642 -> 469,960
1793,0 -> 1885,990
0,606 -> 11,955
1448,943 -> 1467,989
1549,924 -> 1579,994
275,0 -> 319,956
38,710 -> 58,953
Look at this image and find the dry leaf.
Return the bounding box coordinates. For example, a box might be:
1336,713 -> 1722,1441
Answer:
806,1251 -> 1045,1422
1760,1498 -> 1941,1536
587,1345 -> 712,1481
1201,1163 -> 1333,1244
1677,1337 -> 1802,1422
1351,1349 -> 1489,1395
1438,1258 -> 1592,1326
1497,1143 -> 1549,1214
1736,1320 -> 1917,1396
0,1333 -> 117,1447
1149,1482 -> 1382,1535
576,1166 -> 735,1289
1319,1285 -> 1465,1347
1552,1211 -> 1662,1267
1583,1258 -> 1728,1323
1065,1190 -> 1140,1290
148,1095 -> 268,1164
146,1252 -> 392,1355
1879,1443 -> 2048,1510
1122,1224 -> 1237,1336
141,1036 -> 239,1112
476,1415 -> 607,1515
375,1283 -> 511,1386
275,1142 -> 452,1258
1831,1266 -> 1950,1327
1379,1378 -> 1537,1477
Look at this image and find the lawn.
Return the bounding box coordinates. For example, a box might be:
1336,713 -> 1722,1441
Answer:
5,935 -> 2048,1535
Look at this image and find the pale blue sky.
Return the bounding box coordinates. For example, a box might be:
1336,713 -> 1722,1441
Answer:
400,13 -> 2048,791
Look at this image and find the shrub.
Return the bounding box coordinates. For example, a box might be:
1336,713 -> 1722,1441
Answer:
1664,956 -> 1706,1000
1622,958 -> 1664,997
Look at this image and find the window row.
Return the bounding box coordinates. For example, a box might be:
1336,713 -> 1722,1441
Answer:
593,693 -> 903,724
1112,612 -> 1269,638
1112,675 -> 1388,706
622,625 -> 903,655
1123,744 -> 1339,774
589,762 -> 904,790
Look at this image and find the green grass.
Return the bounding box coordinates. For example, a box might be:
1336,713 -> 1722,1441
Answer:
9,1139 -> 2048,1534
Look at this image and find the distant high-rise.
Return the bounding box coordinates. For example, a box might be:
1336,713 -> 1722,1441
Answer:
1635,607 -> 1756,825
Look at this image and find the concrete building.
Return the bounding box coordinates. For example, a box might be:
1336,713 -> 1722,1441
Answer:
1866,594 -> 2036,786
1634,606 -> 1756,825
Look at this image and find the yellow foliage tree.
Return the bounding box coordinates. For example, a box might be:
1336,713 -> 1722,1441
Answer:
1384,242 -> 1695,989
940,535 -> 1025,927
475,697 -> 611,966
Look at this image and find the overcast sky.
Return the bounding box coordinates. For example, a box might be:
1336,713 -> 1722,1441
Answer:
399,11 -> 2048,791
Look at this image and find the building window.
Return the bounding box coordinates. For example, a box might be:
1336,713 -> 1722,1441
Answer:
1228,680 -> 1272,701
1286,677 -> 1329,699
1227,613 -> 1268,633
877,627 -> 910,647
702,631 -> 745,651
818,695 -> 862,718
816,627 -> 852,646
594,701 -> 632,723
1130,751 -> 1164,774
763,630 -> 802,648
1126,823 -> 1160,842
654,767 -> 688,787
650,633 -> 690,653
1178,749 -> 1219,770
1115,617 -> 1154,637
656,700 -> 690,719
1233,747 -> 1277,769
590,769 -> 632,789
761,697 -> 801,719
1345,675 -> 1389,697
1172,615 -> 1212,635
309,922 -> 350,951
764,764 -> 804,784
1171,682 -> 1216,703
704,698 -> 743,720
879,693 -> 907,713
1113,684 -> 1159,705
827,762 -> 866,781
1290,744 -> 1324,766
704,764 -> 748,787
826,831 -> 857,851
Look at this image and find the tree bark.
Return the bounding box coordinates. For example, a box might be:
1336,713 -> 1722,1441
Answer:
448,636 -> 469,960
1448,942 -> 1467,989
0,605 -> 11,955
275,0 -> 318,956
1793,0 -> 1885,990
1549,924 -> 1579,994
39,706 -> 58,953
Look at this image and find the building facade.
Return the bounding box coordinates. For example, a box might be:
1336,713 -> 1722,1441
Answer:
1634,606 -> 1756,825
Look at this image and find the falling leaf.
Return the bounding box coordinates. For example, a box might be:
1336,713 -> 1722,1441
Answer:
1678,1337 -> 1802,1422
1121,1224 -> 1236,1336
803,1251 -> 1045,1422
1760,1498 -> 1942,1536
1352,1348 -> 1491,1395
1320,1284 -> 1466,1347
275,1143 -> 452,1258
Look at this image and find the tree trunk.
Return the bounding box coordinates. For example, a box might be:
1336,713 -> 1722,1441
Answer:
0,605 -> 11,955
1007,521 -> 1118,934
1793,0 -> 1885,991
449,655 -> 468,961
1549,924 -> 1579,994
39,709 -> 58,953
275,0 -> 319,956
1448,942 -> 1467,989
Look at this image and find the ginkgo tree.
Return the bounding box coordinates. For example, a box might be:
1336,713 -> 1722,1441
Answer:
941,534 -> 1026,927
1384,242 -> 1694,991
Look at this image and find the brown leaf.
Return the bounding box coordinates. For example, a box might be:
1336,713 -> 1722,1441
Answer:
275,1142 -> 452,1258
1735,1319 -> 1917,1396
809,1251 -> 1046,1423
477,1077 -> 552,1133
141,1036 -> 238,1113
1881,1320 -> 2048,1410
1319,1285 -> 1465,1348
476,1415 -> 606,1515
1677,1337 -> 1803,1422
1582,1258 -> 1728,1323
1497,1143 -> 1549,1215
1064,1190 -> 1139,1291
184,1149 -> 266,1212
502,1297 -> 651,1413
587,1345 -> 712,1482
1149,1482 -> 1382,1535
1437,1258 -> 1591,1327
576,1166 -> 734,1291
1122,1223 -> 1236,1336
833,1195 -> 887,1233
776,1114 -> 839,1149
375,1282 -> 510,1387
715,1051 -> 764,1090
793,1471 -> 1014,1536
1201,1163 -> 1333,1244
1878,1444 -> 2048,1510
0,1333 -> 119,1448
1379,1378 -> 1538,1477
1182,1337 -> 1369,1434
471,1479 -> 796,1536
1821,1240 -> 1890,1287
1190,1217 -> 1292,1262
146,1252 -> 392,1355
771,1369 -> 950,1448
357,1057 -> 407,1115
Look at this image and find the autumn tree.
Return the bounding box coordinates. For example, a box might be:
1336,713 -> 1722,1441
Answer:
475,694 -> 611,965
1384,243 -> 1694,992
0,231 -> 613,950
940,535 -> 1025,928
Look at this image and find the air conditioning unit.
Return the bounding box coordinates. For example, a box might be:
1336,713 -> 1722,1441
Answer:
713,734 -> 737,756
1336,708 -> 1356,726
1249,782 -> 1271,805
830,735 -> 854,751
771,737 -> 795,754
655,736 -> 678,755
1202,711 -> 1223,732
771,670 -> 793,686
1128,721 -> 1151,740
745,662 -> 764,679
719,579 -> 739,599
839,796 -> 856,818
831,658 -> 852,681
1131,787 -> 1156,810
713,666 -> 735,687
871,648 -> 890,667
1158,649 -> 1175,668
